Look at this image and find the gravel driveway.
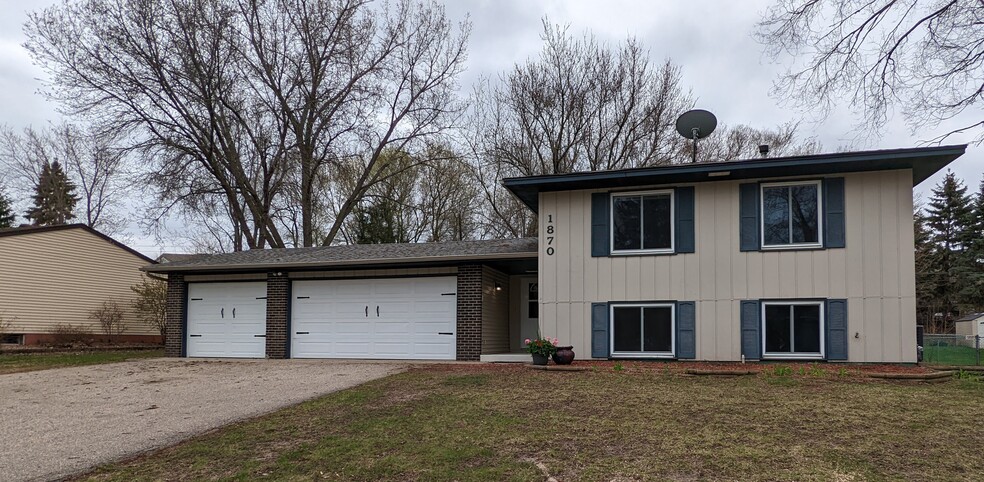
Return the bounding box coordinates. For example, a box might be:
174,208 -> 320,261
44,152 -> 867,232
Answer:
0,358 -> 404,481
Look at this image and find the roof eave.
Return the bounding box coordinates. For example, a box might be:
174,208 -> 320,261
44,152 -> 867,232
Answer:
142,250 -> 539,274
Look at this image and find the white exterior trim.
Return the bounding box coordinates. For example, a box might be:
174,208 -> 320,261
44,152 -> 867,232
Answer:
761,300 -> 825,360
760,179 -> 824,250
609,189 -> 675,255
609,302 -> 676,358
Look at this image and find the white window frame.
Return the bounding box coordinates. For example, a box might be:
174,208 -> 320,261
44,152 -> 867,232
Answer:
610,302 -> 676,358
610,189 -> 675,255
761,301 -> 825,360
760,180 -> 823,250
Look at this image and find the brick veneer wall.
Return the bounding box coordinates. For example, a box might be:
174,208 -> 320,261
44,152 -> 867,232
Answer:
266,272 -> 289,358
164,273 -> 186,357
456,264 -> 483,361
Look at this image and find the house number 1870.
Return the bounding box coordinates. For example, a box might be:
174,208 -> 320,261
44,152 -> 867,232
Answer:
545,214 -> 555,256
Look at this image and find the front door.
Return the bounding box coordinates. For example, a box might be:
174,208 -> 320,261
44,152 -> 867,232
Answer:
520,278 -> 539,346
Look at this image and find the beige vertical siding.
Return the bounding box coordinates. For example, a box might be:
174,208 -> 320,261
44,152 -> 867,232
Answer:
538,169 -> 917,363
0,228 -> 158,336
482,267 -> 510,354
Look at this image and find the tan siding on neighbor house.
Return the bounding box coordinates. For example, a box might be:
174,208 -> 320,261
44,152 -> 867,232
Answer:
0,228 -> 157,336
482,267 -> 510,354
538,169 -> 916,363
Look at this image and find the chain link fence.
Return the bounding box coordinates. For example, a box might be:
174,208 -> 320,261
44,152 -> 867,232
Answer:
921,334 -> 982,366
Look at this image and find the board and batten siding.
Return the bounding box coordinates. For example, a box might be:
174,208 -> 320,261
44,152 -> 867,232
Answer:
0,228 -> 158,336
538,169 -> 916,363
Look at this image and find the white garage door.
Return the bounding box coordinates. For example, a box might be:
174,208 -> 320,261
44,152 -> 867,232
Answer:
186,282 -> 267,358
291,276 -> 456,360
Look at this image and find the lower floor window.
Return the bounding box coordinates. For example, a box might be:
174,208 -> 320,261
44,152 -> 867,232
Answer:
611,304 -> 674,357
763,302 -> 823,358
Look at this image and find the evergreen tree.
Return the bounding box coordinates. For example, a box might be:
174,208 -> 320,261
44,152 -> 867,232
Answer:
351,197 -> 406,244
0,186 -> 15,228
924,171 -> 973,332
25,161 -> 78,226
914,208 -> 939,330
958,179 -> 984,310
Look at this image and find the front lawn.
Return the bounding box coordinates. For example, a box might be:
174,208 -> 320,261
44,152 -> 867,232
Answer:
0,349 -> 163,375
82,363 -> 984,481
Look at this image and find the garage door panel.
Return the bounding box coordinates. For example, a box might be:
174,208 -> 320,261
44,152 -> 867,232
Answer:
291,277 -> 456,360
186,282 -> 267,358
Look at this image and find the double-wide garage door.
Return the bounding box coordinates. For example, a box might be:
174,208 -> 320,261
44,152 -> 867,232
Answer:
291,277 -> 457,360
184,277 -> 457,360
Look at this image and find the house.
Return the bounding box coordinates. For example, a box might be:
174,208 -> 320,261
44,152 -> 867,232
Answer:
146,145 -> 967,363
0,224 -> 162,345
955,313 -> 984,339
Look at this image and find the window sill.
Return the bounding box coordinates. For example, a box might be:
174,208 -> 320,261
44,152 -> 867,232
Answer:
762,353 -> 824,360
759,244 -> 825,252
609,249 -> 677,257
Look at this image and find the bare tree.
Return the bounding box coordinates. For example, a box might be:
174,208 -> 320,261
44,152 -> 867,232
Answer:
25,0 -> 469,249
757,0 -> 984,144
0,124 -> 129,234
689,121 -> 822,163
467,20 -> 695,237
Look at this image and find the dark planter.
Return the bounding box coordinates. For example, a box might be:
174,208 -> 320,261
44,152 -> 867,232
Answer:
531,353 -> 549,366
552,346 -> 575,365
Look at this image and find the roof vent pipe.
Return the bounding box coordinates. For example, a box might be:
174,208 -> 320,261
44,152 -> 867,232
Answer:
758,144 -> 770,157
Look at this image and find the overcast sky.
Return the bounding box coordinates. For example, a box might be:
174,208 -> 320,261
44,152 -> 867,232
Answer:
0,0 -> 980,255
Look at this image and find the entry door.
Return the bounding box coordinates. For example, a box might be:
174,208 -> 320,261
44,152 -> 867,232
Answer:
520,278 -> 539,346
291,276 -> 457,360
186,282 -> 267,358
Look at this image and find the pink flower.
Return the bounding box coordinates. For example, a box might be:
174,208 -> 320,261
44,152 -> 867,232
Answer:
553,338 -> 559,345
524,338 -> 531,344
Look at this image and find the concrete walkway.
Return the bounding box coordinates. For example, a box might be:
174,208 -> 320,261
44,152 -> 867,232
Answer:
0,358 -> 404,481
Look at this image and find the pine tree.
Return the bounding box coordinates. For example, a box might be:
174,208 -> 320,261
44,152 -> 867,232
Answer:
25,161 -> 78,226
0,186 -> 15,228
959,179 -> 984,310
914,208 -> 939,331
924,171 -> 974,332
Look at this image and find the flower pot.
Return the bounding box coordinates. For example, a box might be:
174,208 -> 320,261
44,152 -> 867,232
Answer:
531,353 -> 549,366
552,346 -> 575,365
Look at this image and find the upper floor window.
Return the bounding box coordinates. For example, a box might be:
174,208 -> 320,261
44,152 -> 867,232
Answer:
761,181 -> 822,249
611,190 -> 674,254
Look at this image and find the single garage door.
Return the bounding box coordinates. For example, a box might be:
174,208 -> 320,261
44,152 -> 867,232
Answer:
291,276 -> 456,360
186,282 -> 267,358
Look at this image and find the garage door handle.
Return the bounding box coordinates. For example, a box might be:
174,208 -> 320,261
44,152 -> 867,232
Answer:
438,332 -> 453,335
232,308 -> 236,318
295,331 -> 309,335
220,308 -> 224,318
253,334 -> 266,338
189,334 -> 202,337
365,306 -> 368,317
376,306 -> 380,317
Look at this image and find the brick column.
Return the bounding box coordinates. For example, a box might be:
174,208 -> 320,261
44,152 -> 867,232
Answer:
164,273 -> 186,357
265,272 -> 290,358
456,265 -> 483,361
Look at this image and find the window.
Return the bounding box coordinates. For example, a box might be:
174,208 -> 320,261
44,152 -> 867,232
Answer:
610,303 -> 675,357
762,301 -> 824,359
527,282 -> 538,319
611,190 -> 674,254
761,181 -> 822,248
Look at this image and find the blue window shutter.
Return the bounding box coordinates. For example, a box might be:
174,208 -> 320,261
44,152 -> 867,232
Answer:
591,302 -> 609,358
824,177 -> 846,248
739,183 -> 760,251
740,300 -> 761,359
676,301 -> 696,359
826,299 -> 849,360
674,187 -> 695,253
591,192 -> 610,257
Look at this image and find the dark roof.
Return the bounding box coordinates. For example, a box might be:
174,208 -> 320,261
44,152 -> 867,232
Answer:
0,223 -> 155,264
156,253 -> 206,263
956,313 -> 984,322
145,237 -> 538,273
503,145 -> 967,211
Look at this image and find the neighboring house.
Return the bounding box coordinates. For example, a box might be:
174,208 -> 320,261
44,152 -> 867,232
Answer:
0,224 -> 162,345
955,313 -> 984,339
146,145 -> 967,363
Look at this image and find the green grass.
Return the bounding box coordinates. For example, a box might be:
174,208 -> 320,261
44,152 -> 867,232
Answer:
80,365 -> 984,482
923,344 -> 983,366
0,349 -> 163,375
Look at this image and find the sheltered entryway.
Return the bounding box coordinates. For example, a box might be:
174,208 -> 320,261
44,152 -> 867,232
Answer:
290,276 -> 457,360
185,282 -> 267,358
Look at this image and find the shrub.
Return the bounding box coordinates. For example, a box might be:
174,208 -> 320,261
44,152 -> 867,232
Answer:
130,276 -> 167,336
89,300 -> 127,341
51,323 -> 94,346
0,314 -> 13,352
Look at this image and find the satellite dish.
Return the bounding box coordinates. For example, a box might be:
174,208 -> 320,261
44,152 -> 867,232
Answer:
675,109 -> 717,163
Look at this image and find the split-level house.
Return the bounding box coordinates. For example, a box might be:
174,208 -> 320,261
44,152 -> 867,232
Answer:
146,145 -> 967,363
